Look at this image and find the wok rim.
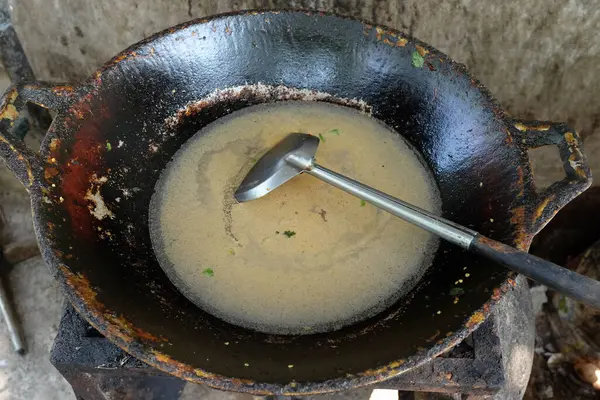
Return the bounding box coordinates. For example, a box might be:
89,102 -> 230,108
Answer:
34,9 -> 536,395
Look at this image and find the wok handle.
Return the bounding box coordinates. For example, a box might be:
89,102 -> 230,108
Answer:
512,119 -> 592,234
0,82 -> 73,189
471,235 -> 600,309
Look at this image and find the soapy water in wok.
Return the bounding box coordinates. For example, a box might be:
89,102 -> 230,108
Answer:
149,101 -> 442,335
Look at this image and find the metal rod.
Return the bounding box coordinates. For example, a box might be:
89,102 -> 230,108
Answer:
306,163 -> 477,249
0,273 -> 25,354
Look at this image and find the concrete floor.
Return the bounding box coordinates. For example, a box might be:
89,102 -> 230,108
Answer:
1,1 -> 600,399
0,256 -> 68,400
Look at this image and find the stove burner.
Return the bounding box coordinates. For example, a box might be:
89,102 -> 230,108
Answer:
50,277 -> 534,399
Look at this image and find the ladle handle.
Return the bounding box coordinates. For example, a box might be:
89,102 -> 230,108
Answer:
471,236 -> 600,308
307,164 -> 600,309
308,164 -> 478,248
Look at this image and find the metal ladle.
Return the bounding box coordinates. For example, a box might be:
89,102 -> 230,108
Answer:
234,133 -> 600,309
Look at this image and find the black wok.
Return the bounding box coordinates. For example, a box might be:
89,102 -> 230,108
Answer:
0,11 -> 591,395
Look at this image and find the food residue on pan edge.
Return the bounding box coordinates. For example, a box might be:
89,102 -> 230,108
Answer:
149,101 -> 441,335
85,175 -> 114,220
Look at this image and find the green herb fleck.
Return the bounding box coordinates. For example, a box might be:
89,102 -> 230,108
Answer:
202,268 -> 214,277
283,230 -> 296,238
558,296 -> 568,313
318,129 -> 340,142
411,50 -> 425,68
106,141 -> 112,151
360,200 -> 366,207
449,287 -> 465,296
228,249 -> 235,256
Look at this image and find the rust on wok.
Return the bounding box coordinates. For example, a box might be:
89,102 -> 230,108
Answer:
59,265 -> 168,345
48,92 -> 114,239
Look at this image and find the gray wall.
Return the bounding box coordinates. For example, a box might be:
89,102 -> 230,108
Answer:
7,0 -> 600,181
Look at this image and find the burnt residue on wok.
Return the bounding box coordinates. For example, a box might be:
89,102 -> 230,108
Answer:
0,11 -> 591,395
